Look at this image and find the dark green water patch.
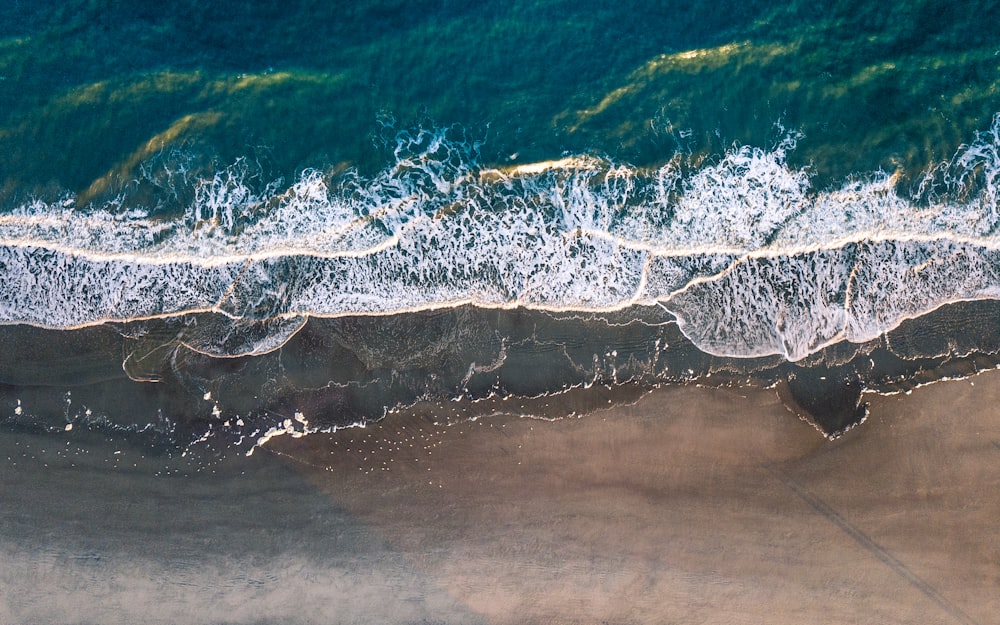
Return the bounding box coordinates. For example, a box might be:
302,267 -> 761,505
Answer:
3,1 -> 994,203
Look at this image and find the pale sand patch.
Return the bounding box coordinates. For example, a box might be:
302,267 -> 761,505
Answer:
271,374 -> 1000,625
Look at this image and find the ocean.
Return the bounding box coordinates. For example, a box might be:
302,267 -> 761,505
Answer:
2,2 -> 999,623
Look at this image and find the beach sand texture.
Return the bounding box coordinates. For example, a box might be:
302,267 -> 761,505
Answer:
2,372 -> 997,625
272,374 -> 1000,624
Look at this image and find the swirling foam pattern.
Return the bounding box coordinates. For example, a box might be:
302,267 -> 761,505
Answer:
2,117 -> 999,361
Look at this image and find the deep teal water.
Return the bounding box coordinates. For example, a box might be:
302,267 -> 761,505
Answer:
1,0 -> 997,200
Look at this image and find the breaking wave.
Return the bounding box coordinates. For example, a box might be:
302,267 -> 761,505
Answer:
2,115 -> 999,361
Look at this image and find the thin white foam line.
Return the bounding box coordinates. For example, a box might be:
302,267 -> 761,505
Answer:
382,376 -> 613,417
0,232 -> 408,266
0,289 -> 661,333
0,232 -> 994,324
867,363 -> 1000,398
1,228 -> 998,267
5,286 -> 1000,366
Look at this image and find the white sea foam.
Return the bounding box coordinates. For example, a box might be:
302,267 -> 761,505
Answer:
2,116 -> 999,360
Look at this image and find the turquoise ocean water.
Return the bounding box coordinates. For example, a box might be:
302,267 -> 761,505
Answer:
0,3 -> 999,621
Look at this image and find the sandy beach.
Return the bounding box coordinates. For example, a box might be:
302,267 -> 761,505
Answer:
3,371 -> 998,624
270,374 -> 1000,625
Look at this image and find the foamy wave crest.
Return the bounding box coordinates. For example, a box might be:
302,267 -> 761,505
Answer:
2,116 -> 999,360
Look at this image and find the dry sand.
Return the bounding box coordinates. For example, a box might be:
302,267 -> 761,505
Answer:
270,373 -> 1000,625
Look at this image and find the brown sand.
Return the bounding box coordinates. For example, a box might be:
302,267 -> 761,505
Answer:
270,373 -> 1000,625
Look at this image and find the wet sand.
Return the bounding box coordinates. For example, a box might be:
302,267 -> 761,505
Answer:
2,373 -> 998,624
271,375 -> 1000,625
0,429 -> 481,625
